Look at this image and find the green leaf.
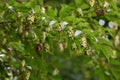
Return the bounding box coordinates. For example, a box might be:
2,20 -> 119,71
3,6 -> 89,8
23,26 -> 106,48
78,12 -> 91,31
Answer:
34,5 -> 40,13
9,42 -> 25,53
97,37 -> 112,46
74,0 -> 85,7
46,6 -> 58,18
77,22 -> 89,28
110,59 -> 120,65
95,67 -> 106,80
81,4 -> 90,10
110,67 -> 120,80
100,45 -> 113,61
59,4 -> 74,19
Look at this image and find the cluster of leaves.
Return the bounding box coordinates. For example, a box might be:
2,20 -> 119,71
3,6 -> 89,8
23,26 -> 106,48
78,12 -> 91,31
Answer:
0,0 -> 120,80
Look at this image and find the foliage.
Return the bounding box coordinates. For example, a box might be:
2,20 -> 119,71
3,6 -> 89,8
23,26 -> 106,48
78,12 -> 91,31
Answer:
0,0 -> 120,80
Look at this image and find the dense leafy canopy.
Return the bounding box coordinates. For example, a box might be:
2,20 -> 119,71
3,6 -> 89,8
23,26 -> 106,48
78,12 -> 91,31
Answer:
0,0 -> 120,80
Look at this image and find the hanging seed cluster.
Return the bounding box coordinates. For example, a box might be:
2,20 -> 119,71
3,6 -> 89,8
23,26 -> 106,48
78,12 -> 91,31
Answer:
81,36 -> 88,48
